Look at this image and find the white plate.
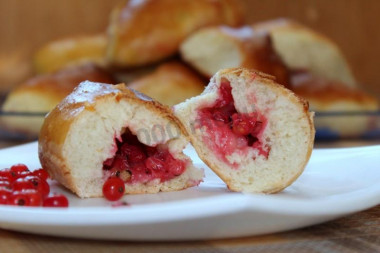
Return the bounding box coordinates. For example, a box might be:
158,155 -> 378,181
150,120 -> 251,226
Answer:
0,142 -> 379,241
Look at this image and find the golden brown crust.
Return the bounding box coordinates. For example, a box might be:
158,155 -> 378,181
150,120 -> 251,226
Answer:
218,26 -> 290,87
128,61 -> 206,106
39,81 -> 189,153
7,63 -> 115,111
106,0 -> 245,67
253,18 -> 357,87
253,18 -> 337,50
290,72 -> 378,107
34,34 -> 107,74
38,143 -> 74,195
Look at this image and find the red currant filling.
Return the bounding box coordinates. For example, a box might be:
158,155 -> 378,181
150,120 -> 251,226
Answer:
103,130 -> 187,184
197,80 -> 270,166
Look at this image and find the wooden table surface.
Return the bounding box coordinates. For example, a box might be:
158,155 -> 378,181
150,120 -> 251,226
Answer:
0,140 -> 379,253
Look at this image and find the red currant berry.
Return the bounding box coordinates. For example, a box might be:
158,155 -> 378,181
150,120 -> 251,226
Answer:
145,157 -> 165,171
145,146 -> 158,157
166,156 -> 186,176
124,145 -> 146,163
12,176 -> 50,198
212,110 -> 230,123
120,143 -> 133,156
130,163 -> 152,183
27,192 -> 42,206
9,191 -> 31,206
43,194 -> 69,207
25,176 -> 50,198
0,170 -> 11,181
102,177 -> 125,201
8,165 -> 31,181
12,178 -> 35,192
111,155 -> 130,171
0,169 -> 18,183
32,168 -> 50,181
0,180 -> 11,189
17,190 -> 42,206
0,189 -> 11,205
0,175 -> 10,180
10,164 -> 29,173
153,149 -> 167,161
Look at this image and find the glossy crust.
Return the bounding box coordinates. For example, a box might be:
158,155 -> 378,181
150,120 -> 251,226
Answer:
291,73 -> 378,108
290,72 -> 378,137
34,34 -> 107,74
180,25 -> 290,87
175,68 -> 315,193
254,19 -> 356,86
128,62 -> 206,106
39,83 -> 188,148
221,27 -> 290,87
38,82 -> 202,197
1,63 -> 115,135
106,0 -> 244,67
3,63 -> 114,113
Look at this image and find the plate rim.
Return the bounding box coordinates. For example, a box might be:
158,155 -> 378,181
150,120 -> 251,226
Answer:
0,142 -> 379,235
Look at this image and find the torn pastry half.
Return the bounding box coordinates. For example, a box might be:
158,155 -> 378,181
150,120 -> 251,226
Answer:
38,81 -> 204,198
174,68 -> 315,193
